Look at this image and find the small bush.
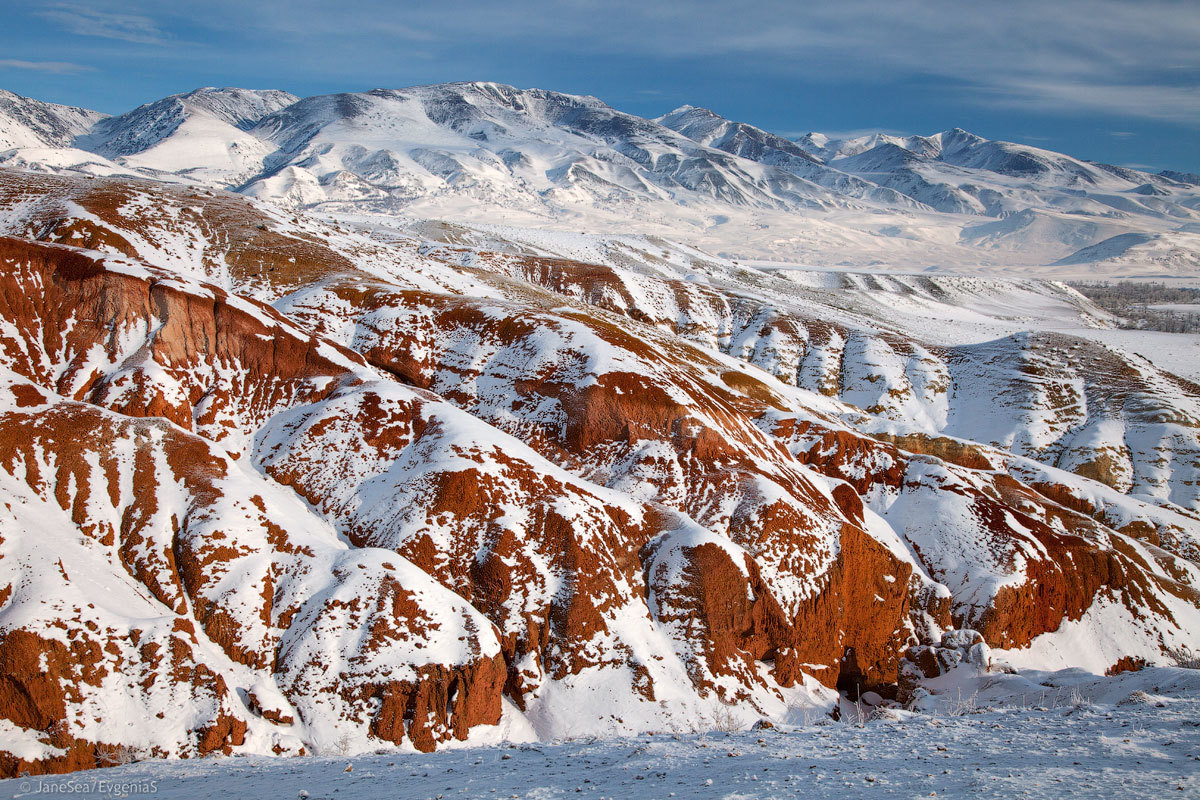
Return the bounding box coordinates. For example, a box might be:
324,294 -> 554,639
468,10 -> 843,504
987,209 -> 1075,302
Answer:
709,704 -> 743,733
946,689 -> 978,717
1165,645 -> 1200,669
1064,686 -> 1095,716
98,744 -> 139,767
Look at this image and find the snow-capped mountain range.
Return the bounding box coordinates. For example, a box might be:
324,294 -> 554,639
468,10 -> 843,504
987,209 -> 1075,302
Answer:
2,83 -> 1198,275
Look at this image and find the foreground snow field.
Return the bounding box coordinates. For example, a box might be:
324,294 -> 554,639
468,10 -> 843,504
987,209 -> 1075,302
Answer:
3,668 -> 1197,799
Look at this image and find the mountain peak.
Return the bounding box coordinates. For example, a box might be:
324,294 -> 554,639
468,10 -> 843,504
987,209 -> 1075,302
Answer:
936,127 -> 987,151
2,80 -> 1194,264
170,86 -> 299,125
660,104 -> 702,116
76,86 -> 299,158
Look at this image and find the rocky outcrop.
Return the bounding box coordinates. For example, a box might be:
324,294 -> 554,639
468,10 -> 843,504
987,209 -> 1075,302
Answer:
897,629 -> 993,704
0,170 -> 366,295
480,248 -> 1200,515
643,525 -> 795,698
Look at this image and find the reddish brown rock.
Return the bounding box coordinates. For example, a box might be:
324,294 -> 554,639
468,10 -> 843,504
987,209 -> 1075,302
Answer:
787,523 -> 916,696
0,170 -> 366,293
371,657 -> 507,752
644,532 -> 794,700
1106,656 -> 1148,676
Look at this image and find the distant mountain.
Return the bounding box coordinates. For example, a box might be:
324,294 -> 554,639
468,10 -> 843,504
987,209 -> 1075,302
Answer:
656,105 -> 922,207
73,87 -> 299,185
787,123 -> 1190,220
2,82 -> 1200,274
238,82 -> 842,213
1054,230 -> 1200,269
0,89 -> 107,150
79,87 -> 297,155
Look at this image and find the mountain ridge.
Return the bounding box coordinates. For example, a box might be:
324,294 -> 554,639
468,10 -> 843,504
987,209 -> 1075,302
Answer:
2,82 -> 1198,275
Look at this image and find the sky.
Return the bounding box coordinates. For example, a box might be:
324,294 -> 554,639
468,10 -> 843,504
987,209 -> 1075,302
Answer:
2,0 -> 1199,173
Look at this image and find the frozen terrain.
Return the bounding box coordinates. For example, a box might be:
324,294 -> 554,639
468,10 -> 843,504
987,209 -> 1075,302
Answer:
2,667 -> 1197,799
0,81 -> 1199,784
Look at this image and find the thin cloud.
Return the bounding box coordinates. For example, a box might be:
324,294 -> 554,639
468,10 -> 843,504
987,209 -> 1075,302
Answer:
399,0 -> 1200,127
37,4 -> 167,45
16,0 -> 1200,127
976,81 -> 1200,126
370,21 -> 435,42
487,1 -> 1195,126
0,59 -> 93,75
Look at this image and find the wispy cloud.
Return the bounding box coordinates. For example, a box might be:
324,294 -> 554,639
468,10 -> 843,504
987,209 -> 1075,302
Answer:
334,0 -> 1199,127
0,59 -> 93,75
975,81 -> 1200,126
14,0 -> 1200,129
369,21 -> 435,42
618,0 -> 1200,125
37,4 -> 167,45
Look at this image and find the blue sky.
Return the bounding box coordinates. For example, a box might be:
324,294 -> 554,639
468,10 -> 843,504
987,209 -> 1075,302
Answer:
3,0 -> 1199,173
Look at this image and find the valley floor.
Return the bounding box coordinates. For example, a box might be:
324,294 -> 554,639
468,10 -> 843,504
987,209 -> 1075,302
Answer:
4,668 -> 1197,800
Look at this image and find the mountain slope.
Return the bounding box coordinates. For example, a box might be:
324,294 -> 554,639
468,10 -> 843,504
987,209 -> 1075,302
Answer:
1055,230 -> 1200,270
238,82 -> 842,216
656,105 -> 924,208
0,169 -> 1197,776
675,111 -> 1200,268
0,89 -> 107,150
804,125 -> 1198,224
74,87 -> 299,185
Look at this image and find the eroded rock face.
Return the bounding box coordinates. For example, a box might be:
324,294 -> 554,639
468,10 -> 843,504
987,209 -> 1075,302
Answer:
772,412 -> 1200,652
0,241 -> 515,770
0,173 -> 1197,776
488,251 -> 1200,514
273,278 -> 934,695
644,524 -> 795,699
0,385 -> 511,767
0,171 -> 365,295
255,381 -> 657,703
0,236 -> 359,458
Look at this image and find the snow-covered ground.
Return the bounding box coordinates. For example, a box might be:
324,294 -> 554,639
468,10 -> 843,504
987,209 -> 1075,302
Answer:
1150,303 -> 1200,313
4,667 -> 1197,799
